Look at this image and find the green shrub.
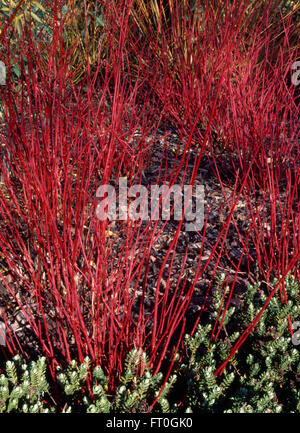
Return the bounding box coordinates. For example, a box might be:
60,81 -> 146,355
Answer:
0,273 -> 299,413
173,273 -> 300,413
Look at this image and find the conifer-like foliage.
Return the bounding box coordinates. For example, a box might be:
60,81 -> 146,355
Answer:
0,356 -> 51,413
0,274 -> 299,413
173,273 -> 300,413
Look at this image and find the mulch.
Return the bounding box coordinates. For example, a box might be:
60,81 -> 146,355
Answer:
0,119 -> 297,365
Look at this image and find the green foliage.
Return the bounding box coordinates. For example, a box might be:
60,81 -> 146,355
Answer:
0,0 -> 47,36
174,273 -> 300,413
0,356 -> 52,413
53,0 -> 107,84
55,348 -> 175,413
0,0 -> 51,84
0,273 -> 299,413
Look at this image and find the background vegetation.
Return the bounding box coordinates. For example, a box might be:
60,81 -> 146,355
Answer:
0,0 -> 299,412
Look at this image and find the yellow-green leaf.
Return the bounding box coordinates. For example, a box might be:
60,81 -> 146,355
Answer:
32,1 -> 45,12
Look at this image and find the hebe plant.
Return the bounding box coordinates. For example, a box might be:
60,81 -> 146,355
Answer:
56,348 -> 176,413
0,274 -> 299,413
0,349 -> 175,412
173,273 -> 300,413
0,356 -> 52,413
0,0 -> 299,414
